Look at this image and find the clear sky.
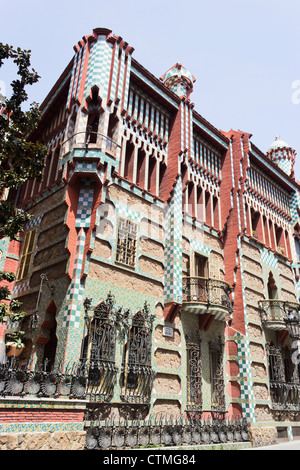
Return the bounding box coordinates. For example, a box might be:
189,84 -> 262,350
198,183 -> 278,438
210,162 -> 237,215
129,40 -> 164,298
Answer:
1,0 -> 300,180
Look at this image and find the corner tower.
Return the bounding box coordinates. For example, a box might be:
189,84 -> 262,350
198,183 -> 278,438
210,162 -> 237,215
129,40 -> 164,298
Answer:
160,63 -> 195,99
266,135 -> 296,178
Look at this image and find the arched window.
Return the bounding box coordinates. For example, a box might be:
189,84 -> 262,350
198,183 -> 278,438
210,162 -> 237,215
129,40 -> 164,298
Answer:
267,272 -> 278,300
107,111 -> 119,153
267,272 -> 280,321
85,87 -> 101,144
124,139 -> 135,180
80,297 -> 118,401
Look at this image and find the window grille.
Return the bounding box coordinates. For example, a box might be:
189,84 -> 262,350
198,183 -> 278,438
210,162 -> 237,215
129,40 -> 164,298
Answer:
116,217 -> 138,267
186,334 -> 202,412
80,296 -> 119,402
266,343 -> 300,410
209,337 -> 225,412
120,303 -> 155,404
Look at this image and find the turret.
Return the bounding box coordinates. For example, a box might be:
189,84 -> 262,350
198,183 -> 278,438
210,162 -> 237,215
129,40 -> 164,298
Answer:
266,136 -> 296,178
160,63 -> 195,99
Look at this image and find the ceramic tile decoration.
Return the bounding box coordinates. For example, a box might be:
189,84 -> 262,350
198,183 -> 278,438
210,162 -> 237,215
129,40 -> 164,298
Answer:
1,27 -> 300,448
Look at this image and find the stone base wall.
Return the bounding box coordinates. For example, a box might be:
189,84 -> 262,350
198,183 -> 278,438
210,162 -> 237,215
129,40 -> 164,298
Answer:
0,431 -> 86,450
249,426 -> 278,448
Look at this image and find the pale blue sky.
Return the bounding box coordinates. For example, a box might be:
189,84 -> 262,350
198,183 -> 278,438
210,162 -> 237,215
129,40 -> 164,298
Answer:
1,0 -> 300,180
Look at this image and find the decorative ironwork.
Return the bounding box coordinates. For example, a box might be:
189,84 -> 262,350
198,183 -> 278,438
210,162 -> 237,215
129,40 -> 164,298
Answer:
80,292 -> 131,402
259,300 -> 300,332
0,358 -> 75,399
120,302 -> 155,404
266,343 -> 300,411
84,413 -> 249,450
30,273 -> 55,330
115,217 -> 138,267
61,131 -> 122,155
182,277 -> 233,313
209,336 -> 225,413
186,333 -> 202,412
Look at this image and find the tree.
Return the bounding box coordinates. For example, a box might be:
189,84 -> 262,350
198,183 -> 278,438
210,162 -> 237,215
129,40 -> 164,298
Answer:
0,44 -> 47,337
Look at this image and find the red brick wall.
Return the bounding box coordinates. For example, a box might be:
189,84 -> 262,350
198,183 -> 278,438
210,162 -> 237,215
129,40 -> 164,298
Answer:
0,408 -> 84,423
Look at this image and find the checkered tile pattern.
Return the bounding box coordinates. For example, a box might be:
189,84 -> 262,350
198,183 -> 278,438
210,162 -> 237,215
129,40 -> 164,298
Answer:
235,333 -> 256,422
62,229 -> 85,328
261,247 -> 278,269
12,280 -> 30,296
24,215 -> 43,231
0,237 -> 9,272
84,36 -> 113,102
76,182 -> 94,228
164,178 -> 183,303
63,180 -> 95,328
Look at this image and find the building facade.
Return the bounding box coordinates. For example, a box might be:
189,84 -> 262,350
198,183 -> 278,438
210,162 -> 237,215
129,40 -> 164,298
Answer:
0,27 -> 300,449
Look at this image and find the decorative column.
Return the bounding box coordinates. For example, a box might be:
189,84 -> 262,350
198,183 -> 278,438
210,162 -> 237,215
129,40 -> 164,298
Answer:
163,177 -> 183,322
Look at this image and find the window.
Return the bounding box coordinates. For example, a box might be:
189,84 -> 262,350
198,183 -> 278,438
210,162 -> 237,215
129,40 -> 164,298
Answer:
186,335 -> 202,412
80,298 -> 118,401
17,229 -> 37,280
116,218 -> 138,267
120,305 -> 155,404
295,238 -> 300,262
194,253 -> 208,277
267,343 -> 300,409
209,338 -> 225,411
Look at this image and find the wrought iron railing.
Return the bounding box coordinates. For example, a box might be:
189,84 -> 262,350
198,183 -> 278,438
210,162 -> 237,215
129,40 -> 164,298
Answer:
269,381 -> 300,411
61,131 -> 121,155
182,277 -> 233,312
84,414 -> 250,449
211,376 -> 226,412
0,358 -> 117,402
259,300 -> 300,326
75,360 -> 118,402
266,343 -> 300,411
120,364 -> 155,405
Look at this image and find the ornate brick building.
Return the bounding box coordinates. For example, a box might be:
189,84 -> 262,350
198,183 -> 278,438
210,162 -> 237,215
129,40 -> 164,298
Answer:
0,27 -> 299,449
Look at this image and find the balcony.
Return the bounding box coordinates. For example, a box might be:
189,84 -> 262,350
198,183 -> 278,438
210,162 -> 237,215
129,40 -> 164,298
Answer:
258,300 -> 300,333
61,131 -> 121,158
182,277 -> 233,323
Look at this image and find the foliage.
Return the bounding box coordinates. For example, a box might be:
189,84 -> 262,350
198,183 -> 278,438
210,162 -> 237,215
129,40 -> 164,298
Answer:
0,44 -> 47,326
5,330 -> 25,348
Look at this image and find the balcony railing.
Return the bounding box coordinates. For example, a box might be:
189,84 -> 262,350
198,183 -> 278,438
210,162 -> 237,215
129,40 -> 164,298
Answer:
258,300 -> 300,330
269,381 -> 300,412
61,131 -> 121,157
182,277 -> 233,319
119,364 -> 155,405
0,358 -> 118,403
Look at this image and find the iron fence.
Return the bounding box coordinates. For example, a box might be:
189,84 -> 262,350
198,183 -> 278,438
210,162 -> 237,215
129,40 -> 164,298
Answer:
0,358 -> 117,402
84,413 -> 250,449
